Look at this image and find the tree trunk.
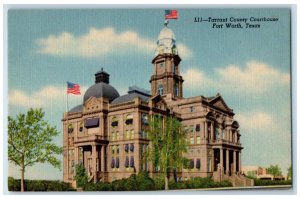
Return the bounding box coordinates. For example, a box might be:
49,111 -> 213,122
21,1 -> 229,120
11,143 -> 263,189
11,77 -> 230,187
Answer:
164,175 -> 169,190
21,155 -> 25,192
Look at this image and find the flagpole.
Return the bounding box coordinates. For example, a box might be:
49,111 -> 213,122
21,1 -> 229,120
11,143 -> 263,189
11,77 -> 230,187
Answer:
66,83 -> 69,182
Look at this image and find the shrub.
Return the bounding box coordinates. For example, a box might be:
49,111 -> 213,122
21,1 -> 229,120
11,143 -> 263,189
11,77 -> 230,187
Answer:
124,174 -> 138,191
111,178 -> 127,191
153,176 -> 165,190
8,177 -> 75,191
83,182 -> 112,191
74,164 -> 89,188
254,179 -> 292,186
136,172 -> 155,191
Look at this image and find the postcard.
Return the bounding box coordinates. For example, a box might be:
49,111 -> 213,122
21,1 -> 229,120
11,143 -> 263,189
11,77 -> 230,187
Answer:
7,7 -> 292,192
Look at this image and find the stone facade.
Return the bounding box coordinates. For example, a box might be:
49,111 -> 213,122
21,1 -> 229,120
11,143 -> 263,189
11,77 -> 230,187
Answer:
62,23 -> 243,185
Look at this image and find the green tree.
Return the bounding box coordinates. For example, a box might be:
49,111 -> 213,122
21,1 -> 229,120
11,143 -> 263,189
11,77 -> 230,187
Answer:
145,115 -> 188,190
74,163 -> 89,188
8,108 -> 63,192
266,165 -> 282,179
287,166 -> 292,180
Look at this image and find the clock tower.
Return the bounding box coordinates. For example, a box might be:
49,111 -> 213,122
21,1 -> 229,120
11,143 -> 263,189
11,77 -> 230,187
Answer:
150,21 -> 184,99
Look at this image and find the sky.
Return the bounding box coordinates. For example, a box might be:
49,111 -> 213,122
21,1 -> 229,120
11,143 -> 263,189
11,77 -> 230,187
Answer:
7,8 -> 291,180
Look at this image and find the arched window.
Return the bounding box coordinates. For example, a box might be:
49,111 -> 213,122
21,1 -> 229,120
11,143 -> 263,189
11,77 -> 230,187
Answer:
111,117 -> 118,127
158,84 -> 164,95
174,83 -> 179,96
173,65 -> 177,74
125,114 -> 133,125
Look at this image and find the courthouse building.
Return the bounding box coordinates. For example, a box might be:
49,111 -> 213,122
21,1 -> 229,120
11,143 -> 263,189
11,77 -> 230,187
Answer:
63,22 -> 250,186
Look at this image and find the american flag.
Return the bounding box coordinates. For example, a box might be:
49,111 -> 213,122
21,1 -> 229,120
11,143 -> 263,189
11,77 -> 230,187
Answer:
67,81 -> 81,95
165,10 -> 178,19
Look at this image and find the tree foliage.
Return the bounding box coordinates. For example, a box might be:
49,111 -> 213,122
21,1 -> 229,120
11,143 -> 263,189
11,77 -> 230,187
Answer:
266,165 -> 282,178
145,115 -> 188,190
8,108 -> 63,191
287,166 -> 292,180
74,163 -> 89,188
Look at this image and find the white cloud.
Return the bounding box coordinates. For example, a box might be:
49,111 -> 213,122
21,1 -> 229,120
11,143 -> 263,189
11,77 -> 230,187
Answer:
9,86 -> 87,109
181,67 -> 212,89
177,43 -> 193,59
236,111 -> 274,132
215,61 -> 289,93
182,61 -> 289,93
35,27 -> 192,59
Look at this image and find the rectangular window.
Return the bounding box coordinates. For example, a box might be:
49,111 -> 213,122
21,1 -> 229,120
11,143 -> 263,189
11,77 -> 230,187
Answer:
111,132 -> 115,141
116,132 -> 119,140
85,118 -> 100,128
130,130 -> 134,139
125,119 -> 133,125
190,106 -> 194,112
197,136 -> 201,144
190,137 -> 194,144
189,125 -> 194,133
111,121 -> 118,127
125,131 -> 130,139
195,124 -> 200,132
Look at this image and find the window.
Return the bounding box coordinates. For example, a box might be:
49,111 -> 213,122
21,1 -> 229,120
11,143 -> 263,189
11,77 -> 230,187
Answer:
130,143 -> 134,152
189,125 -> 194,133
130,130 -> 134,139
190,106 -> 194,112
195,124 -> 200,132
117,145 -> 120,154
190,159 -> 194,169
159,62 -> 165,67
111,145 -> 115,154
111,132 -> 116,141
111,117 -> 118,127
174,83 -> 179,96
79,122 -> 83,132
125,114 -> 133,125
116,132 -> 119,140
196,136 -> 201,144
183,126 -> 189,133
68,124 -> 73,133
125,131 -> 130,139
125,144 -> 129,153
141,114 -> 148,125
190,137 -> 194,144
141,130 -> 148,138
130,156 -> 134,168
111,158 -> 115,168
158,84 -> 164,95
173,65 -> 177,74
85,118 -> 99,128
125,156 -> 129,168
115,157 -> 120,169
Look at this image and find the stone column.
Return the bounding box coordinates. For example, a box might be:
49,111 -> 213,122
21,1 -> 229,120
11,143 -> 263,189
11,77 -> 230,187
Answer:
226,149 -> 229,175
225,129 -> 229,141
211,150 -> 214,172
211,123 -> 214,142
204,122 -> 208,140
74,147 -> 79,165
220,148 -> 223,173
238,151 -> 241,173
92,144 -> 97,183
101,145 -> 105,172
233,150 -> 236,174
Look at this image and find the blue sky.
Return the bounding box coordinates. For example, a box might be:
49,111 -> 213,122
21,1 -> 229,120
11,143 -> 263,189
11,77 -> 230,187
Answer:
8,8 -> 291,180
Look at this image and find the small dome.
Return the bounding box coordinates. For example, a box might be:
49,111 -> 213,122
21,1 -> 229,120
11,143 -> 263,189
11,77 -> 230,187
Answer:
158,26 -> 176,41
83,82 -> 120,103
155,23 -> 178,56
